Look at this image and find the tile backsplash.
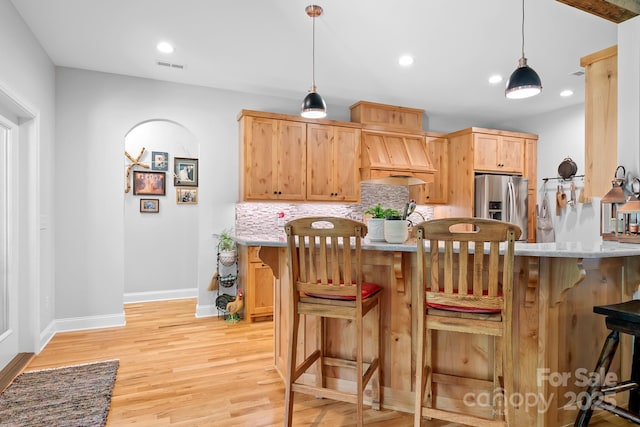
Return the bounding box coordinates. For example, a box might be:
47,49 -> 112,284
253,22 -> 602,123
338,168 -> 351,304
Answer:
235,183 -> 433,235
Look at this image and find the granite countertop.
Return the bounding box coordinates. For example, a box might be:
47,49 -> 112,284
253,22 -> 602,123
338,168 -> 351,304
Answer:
234,233 -> 640,258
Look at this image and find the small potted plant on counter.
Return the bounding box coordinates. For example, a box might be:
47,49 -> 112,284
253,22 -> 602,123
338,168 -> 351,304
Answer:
364,204 -> 399,242
217,228 -> 237,266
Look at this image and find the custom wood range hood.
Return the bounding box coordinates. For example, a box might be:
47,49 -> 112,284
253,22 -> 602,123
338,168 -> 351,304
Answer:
359,130 -> 436,185
557,0 -> 639,23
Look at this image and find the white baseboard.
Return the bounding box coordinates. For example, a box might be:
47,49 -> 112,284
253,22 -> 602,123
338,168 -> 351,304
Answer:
37,289 -> 199,352
123,288 -> 198,304
38,320 -> 56,353
195,303 -> 220,318
54,312 -> 126,334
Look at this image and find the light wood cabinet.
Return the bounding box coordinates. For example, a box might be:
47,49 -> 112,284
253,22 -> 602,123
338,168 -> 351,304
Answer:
581,45 -> 617,201
239,245 -> 274,323
409,134 -> 449,204
433,127 -> 538,242
240,115 -> 306,201
524,138 -> 538,242
350,100 -> 424,131
239,110 -> 362,202
473,133 -> 524,174
306,124 -> 361,202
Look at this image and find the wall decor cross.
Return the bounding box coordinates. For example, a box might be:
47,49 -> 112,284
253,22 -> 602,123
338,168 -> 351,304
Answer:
124,147 -> 150,193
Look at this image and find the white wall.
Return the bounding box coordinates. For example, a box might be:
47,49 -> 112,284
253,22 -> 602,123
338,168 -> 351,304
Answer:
500,104 -> 601,244
0,0 -> 55,353
124,120 -> 199,299
619,17 -> 640,180
54,67 -> 328,321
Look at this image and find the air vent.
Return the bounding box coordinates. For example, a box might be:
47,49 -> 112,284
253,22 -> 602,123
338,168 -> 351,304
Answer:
570,69 -> 585,77
156,61 -> 185,70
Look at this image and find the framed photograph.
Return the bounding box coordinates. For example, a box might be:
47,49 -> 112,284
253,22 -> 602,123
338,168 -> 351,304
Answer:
140,199 -> 159,213
174,157 -> 198,187
151,151 -> 169,171
133,171 -> 166,196
176,188 -> 198,204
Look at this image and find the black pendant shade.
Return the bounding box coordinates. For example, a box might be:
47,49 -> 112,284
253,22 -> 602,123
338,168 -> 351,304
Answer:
301,88 -> 327,119
301,5 -> 327,119
505,0 -> 542,99
505,57 -> 542,99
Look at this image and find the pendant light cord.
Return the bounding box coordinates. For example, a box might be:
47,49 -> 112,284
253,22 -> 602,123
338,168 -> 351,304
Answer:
521,0 -> 526,58
311,10 -> 316,88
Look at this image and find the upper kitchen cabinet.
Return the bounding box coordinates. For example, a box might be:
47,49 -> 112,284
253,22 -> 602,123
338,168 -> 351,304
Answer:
350,100 -> 424,132
473,133 -> 525,174
239,113 -> 306,201
433,127 -> 538,242
306,124 -> 361,202
238,110 -> 362,202
409,133 -> 449,204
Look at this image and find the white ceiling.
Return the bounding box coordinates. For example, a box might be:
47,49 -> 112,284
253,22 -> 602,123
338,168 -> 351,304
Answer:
9,0 -> 618,124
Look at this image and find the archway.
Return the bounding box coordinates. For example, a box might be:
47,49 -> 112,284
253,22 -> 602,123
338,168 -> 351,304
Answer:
123,120 -> 199,301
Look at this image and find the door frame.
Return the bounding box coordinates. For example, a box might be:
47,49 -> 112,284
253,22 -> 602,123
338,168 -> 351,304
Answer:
0,80 -> 40,369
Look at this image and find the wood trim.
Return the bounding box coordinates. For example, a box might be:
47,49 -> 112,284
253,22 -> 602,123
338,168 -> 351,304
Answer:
446,127 -> 538,140
237,109 -> 362,128
0,352 -> 34,393
557,0 -> 638,23
580,45 -> 618,67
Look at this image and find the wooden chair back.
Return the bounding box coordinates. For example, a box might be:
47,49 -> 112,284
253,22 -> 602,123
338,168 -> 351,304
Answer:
285,217 -> 367,304
415,218 -> 521,315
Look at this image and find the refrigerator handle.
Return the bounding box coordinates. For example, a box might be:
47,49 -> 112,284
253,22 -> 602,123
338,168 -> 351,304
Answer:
507,181 -> 515,222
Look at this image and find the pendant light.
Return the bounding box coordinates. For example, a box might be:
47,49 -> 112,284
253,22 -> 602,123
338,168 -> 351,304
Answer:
505,0 -> 542,99
301,5 -> 327,119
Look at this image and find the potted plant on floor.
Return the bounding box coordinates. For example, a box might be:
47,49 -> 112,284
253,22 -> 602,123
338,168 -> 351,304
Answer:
218,228 -> 237,266
364,204 -> 399,242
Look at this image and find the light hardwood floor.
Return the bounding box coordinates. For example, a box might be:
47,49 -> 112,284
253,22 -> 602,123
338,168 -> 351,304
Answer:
23,299 -> 629,426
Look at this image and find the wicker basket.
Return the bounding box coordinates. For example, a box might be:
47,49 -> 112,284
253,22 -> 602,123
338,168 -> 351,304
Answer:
218,274 -> 237,288
219,250 -> 237,266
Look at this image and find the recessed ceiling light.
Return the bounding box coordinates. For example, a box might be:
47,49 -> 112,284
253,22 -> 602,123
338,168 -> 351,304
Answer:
488,75 -> 503,84
156,42 -> 174,54
560,89 -> 574,97
398,55 -> 414,66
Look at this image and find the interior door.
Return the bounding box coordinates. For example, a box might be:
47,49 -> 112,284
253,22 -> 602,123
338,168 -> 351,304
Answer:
0,117 -> 18,369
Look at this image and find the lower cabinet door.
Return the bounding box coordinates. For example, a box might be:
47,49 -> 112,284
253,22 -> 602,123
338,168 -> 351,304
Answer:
247,261 -> 274,322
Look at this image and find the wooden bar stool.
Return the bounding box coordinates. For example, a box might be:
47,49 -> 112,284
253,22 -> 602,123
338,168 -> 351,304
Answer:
414,218 -> 521,427
574,300 -> 640,426
283,217 -> 383,427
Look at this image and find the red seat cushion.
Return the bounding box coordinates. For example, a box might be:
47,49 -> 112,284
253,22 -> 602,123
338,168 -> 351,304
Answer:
306,280 -> 382,301
426,289 -> 502,314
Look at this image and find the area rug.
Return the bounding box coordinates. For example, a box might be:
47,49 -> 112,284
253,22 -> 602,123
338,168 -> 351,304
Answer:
0,359 -> 119,427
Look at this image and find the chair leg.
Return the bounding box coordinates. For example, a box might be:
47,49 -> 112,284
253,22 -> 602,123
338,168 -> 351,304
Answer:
371,303 -> 381,411
357,314 -> 364,427
574,330 -> 620,427
425,329 -> 433,410
503,330 -> 515,426
414,313 -> 426,427
630,335 -> 640,414
284,311 -> 301,427
315,316 -> 325,392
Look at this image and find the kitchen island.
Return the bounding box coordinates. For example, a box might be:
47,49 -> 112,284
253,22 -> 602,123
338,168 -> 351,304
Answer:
235,234 -> 640,427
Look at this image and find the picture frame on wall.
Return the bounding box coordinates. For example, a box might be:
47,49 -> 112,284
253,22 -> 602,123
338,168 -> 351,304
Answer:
140,199 -> 159,213
176,188 -> 198,204
151,151 -> 169,171
174,157 -> 198,187
133,171 -> 166,196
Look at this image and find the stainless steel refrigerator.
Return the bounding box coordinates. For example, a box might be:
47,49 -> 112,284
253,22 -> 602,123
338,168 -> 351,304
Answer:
475,174 -> 528,241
